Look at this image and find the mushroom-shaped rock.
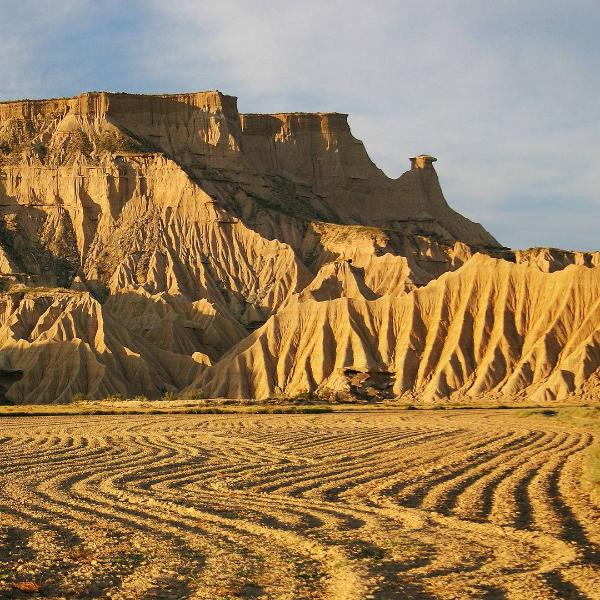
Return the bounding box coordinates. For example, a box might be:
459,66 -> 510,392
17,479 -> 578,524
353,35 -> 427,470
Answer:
410,154 -> 437,169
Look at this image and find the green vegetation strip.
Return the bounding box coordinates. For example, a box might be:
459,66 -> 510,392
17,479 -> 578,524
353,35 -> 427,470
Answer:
0,405 -> 335,417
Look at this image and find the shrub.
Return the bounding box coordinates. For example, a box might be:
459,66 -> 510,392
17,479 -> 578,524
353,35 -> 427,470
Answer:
284,391 -> 332,404
185,388 -> 207,400
130,395 -> 149,403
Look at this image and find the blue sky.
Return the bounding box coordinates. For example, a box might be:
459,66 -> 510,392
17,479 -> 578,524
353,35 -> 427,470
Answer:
1,0 -> 598,250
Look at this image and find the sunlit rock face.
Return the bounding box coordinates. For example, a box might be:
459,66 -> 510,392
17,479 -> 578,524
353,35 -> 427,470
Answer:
0,91 -> 597,404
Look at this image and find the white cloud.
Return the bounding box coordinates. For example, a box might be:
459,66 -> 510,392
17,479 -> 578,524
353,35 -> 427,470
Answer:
142,0 -> 599,250
0,0 -> 90,98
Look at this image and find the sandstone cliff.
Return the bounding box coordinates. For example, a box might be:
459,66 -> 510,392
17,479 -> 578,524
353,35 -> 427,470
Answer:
0,91 -> 596,404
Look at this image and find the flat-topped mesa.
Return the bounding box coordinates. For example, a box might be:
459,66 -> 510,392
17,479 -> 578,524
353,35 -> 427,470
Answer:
98,91 -> 244,164
1,91 -> 597,406
237,115 -> 498,246
240,111 -> 351,135
0,90 -> 501,248
105,91 -> 239,123
0,91 -> 242,162
0,90 -> 238,121
239,111 -> 379,183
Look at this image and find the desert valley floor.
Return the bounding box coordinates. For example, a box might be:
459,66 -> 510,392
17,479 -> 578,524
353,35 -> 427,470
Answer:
0,410 -> 598,600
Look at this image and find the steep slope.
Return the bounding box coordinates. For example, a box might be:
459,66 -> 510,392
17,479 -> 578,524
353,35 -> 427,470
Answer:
0,92 -> 498,262
193,255 -> 600,403
0,91 -> 495,245
236,113 -> 498,245
0,288 -> 218,403
0,92 -> 497,312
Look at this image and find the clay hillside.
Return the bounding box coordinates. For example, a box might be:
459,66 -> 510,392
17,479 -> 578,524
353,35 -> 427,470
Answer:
0,91 -> 597,404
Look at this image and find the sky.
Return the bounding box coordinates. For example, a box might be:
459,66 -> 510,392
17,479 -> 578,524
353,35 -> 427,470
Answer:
0,0 -> 598,250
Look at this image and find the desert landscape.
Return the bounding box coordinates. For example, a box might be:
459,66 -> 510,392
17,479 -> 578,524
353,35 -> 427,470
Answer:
0,408 -> 598,599
0,89 -> 598,598
1,1 -> 599,598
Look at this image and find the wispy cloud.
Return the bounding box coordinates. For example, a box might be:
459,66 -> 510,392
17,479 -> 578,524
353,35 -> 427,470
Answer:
0,0 -> 598,249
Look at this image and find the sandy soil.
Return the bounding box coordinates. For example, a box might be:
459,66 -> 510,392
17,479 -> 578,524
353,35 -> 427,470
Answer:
0,410 -> 598,599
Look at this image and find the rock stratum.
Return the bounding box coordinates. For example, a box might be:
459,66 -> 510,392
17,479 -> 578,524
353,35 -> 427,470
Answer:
0,91 -> 597,404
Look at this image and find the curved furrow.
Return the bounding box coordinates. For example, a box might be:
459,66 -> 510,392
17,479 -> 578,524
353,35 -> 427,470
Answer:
110,431 -> 386,537
1,490 -> 257,599
250,429 -> 469,497
0,472 -> 213,599
1,412 -> 599,599
526,433 -> 592,536
449,430 -> 561,520
372,502 -> 581,599
421,430 -> 560,517
488,432 -> 587,530
339,430 -> 483,505
21,431 -> 367,597
393,430 -> 524,507
7,456 -> 320,596
523,430 -> 600,598
80,478 -> 368,598
0,442 -> 116,478
303,432 -> 477,504
336,430 -> 549,513
555,436 -> 600,549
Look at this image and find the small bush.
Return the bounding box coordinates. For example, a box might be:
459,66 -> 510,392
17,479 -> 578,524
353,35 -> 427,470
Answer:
70,392 -> 88,403
95,131 -> 147,154
185,388 -> 207,400
283,391 -> 331,404
130,395 -> 149,403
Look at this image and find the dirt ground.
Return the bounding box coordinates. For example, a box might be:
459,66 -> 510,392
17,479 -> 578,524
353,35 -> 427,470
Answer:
0,410 -> 598,599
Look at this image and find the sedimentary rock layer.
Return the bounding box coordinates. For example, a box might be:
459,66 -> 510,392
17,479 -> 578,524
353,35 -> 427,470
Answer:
194,255 -> 600,403
0,91 -> 597,403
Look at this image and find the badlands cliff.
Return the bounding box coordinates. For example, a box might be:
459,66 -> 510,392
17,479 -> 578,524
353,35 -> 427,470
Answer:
0,91 -> 597,404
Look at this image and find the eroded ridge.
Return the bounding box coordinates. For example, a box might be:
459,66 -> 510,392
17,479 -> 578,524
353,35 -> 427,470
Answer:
0,411 -> 598,599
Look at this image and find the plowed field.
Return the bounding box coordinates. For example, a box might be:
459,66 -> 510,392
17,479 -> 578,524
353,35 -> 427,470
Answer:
0,411 -> 598,599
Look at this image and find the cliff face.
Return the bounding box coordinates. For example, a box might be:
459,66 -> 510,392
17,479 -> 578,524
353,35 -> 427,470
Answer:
0,91 -> 596,404
238,112 -> 497,245
0,92 -> 498,245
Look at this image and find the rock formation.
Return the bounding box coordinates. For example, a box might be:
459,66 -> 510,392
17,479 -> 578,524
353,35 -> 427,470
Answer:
192,256 -> 600,404
0,91 -> 596,404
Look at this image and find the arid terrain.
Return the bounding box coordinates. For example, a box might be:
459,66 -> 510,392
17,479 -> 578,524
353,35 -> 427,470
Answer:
0,409 -> 598,599
0,88 -> 598,598
0,91 -> 598,405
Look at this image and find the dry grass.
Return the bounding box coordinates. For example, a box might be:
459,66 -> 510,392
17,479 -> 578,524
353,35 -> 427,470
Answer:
0,410 -> 598,598
0,399 -> 337,417
1,396 -> 595,417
